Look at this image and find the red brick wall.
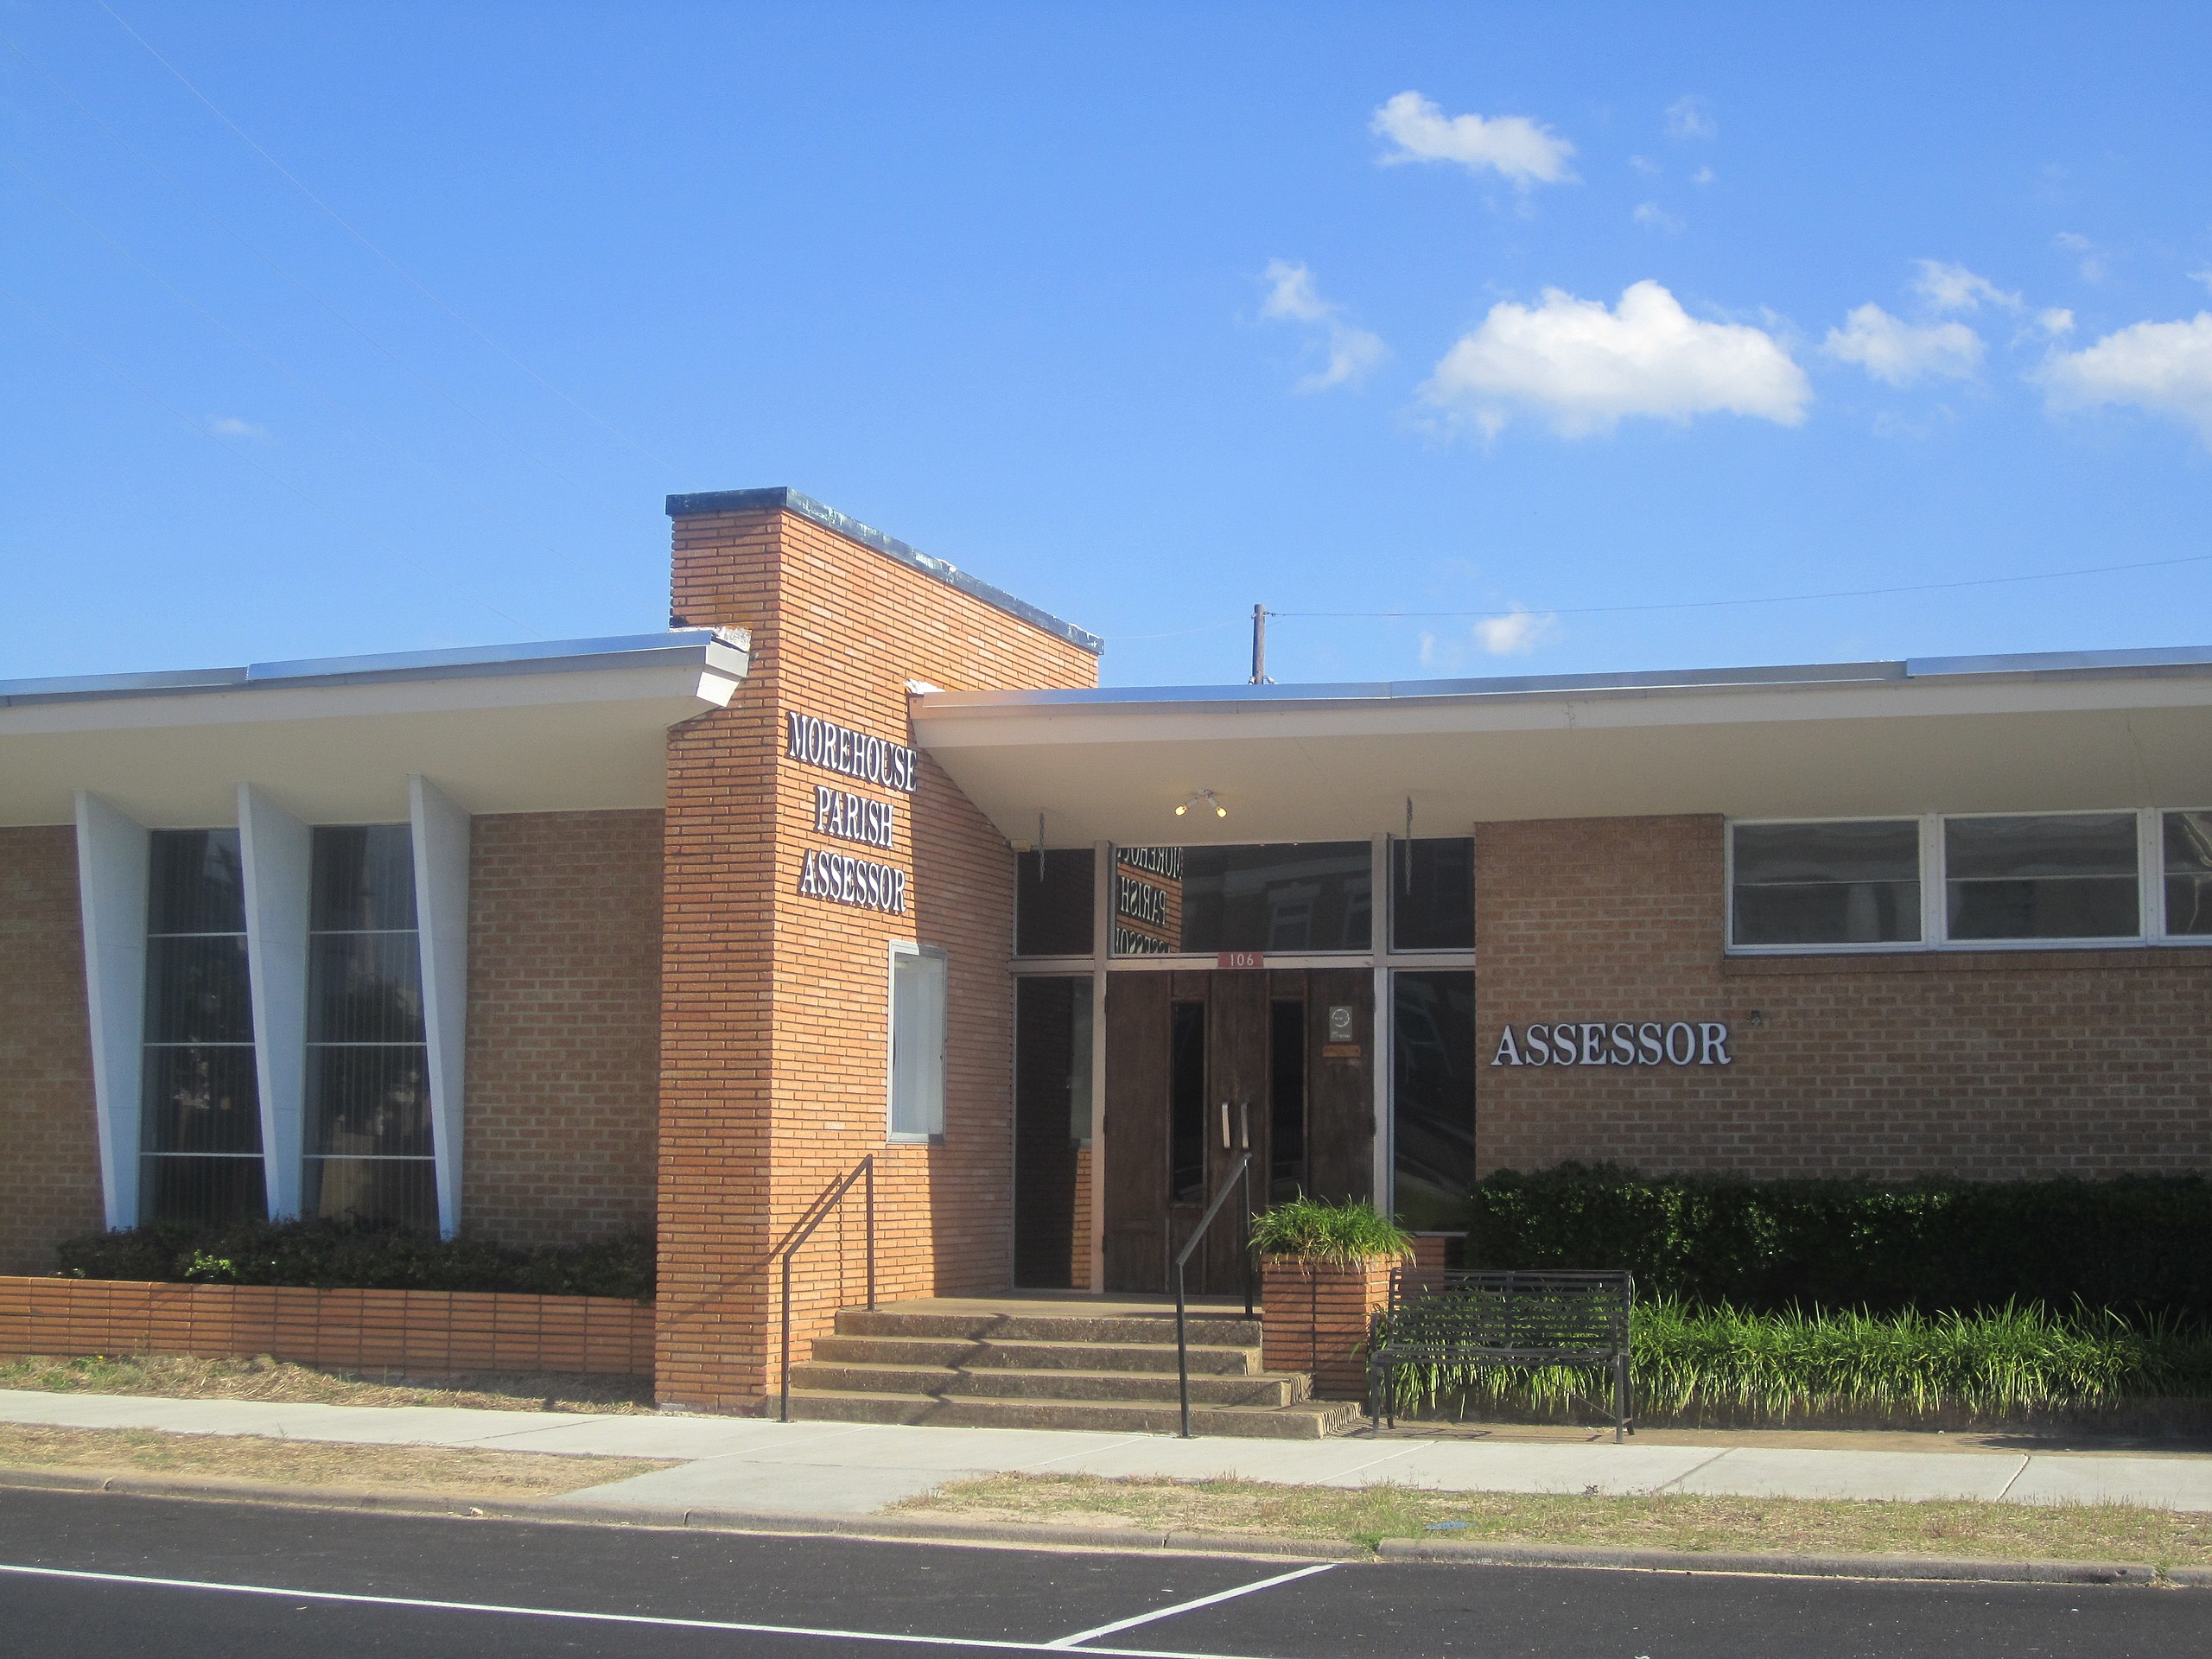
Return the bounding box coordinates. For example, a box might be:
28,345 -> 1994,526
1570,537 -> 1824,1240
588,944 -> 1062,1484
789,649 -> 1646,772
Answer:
0,827 -> 103,1274
0,1275 -> 652,1376
658,503 -> 1100,1408
1474,815 -> 2212,1180
462,810 -> 663,1246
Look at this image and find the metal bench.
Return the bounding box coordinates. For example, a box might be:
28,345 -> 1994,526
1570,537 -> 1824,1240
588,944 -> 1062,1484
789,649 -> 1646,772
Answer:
1366,1268 -> 1636,1441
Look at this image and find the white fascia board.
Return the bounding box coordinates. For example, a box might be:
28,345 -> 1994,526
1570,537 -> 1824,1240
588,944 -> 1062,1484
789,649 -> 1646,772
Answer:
238,785 -> 310,1220
410,775 -> 470,1239
73,791 -> 149,1229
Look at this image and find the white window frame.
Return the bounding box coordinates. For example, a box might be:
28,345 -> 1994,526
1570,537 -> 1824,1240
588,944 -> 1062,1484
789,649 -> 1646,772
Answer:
1724,814 -> 1932,957
1726,809 -> 2212,957
887,939 -> 948,1143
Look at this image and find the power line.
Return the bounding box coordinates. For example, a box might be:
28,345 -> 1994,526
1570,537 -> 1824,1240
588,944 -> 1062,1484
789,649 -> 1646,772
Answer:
99,1 -> 681,474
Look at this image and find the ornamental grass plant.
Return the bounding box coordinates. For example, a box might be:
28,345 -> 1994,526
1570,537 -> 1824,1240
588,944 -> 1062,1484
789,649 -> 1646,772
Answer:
1248,1196 -> 1414,1266
1377,1297 -> 2212,1424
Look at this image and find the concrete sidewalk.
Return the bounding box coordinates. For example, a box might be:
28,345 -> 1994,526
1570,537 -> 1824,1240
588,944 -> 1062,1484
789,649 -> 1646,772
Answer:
7,1388 -> 2212,1517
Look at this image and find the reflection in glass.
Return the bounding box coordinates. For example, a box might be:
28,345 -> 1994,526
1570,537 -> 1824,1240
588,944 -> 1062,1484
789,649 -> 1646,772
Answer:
1732,821 -> 1921,946
1945,814 -> 2139,941
139,829 -> 265,1224
1134,842 -> 1369,955
1391,970 -> 1475,1231
2164,811 -> 2212,937
1389,838 -> 1474,950
1014,849 -> 1096,956
1014,976 -> 1092,1289
304,825 -> 436,1230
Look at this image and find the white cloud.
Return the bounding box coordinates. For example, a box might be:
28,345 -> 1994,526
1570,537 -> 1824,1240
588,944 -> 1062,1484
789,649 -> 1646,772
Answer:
2039,311 -> 2212,443
1629,154 -> 1660,176
1421,279 -> 1810,437
1691,165 -> 1715,186
207,416 -> 267,439
1632,202 -> 1683,234
1822,304 -> 1984,386
2036,307 -> 2075,337
2190,269 -> 2212,295
1665,96 -> 1716,140
1911,260 -> 2023,314
1258,259 -> 1388,391
2054,231 -> 2107,283
1472,606 -> 1559,655
1370,92 -> 1576,187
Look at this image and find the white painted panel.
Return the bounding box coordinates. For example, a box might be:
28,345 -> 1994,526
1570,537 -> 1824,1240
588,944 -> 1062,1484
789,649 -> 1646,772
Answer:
410,775 -> 471,1237
238,785 -> 311,1219
73,791 -> 149,1229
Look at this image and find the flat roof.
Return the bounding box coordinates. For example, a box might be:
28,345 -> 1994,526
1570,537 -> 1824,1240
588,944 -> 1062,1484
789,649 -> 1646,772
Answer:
666,486 -> 1104,657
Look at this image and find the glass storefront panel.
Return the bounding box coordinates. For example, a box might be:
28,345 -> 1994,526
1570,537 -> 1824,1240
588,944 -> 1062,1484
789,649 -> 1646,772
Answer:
1113,842 -> 1371,955
1391,969 -> 1475,1231
1389,837 -> 1474,950
1014,849 -> 1095,956
1014,976 -> 1092,1288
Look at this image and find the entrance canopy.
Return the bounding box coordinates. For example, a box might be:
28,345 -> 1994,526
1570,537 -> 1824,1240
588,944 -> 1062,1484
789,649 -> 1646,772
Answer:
912,646 -> 2212,846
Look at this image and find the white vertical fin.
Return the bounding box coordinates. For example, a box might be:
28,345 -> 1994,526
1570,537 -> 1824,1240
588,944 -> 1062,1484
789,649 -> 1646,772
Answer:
238,785 -> 312,1219
409,775 -> 471,1238
74,791 -> 150,1230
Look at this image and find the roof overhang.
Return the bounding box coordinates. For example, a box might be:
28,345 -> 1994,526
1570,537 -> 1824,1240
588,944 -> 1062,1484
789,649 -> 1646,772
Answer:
0,631 -> 747,826
912,648 -> 2212,846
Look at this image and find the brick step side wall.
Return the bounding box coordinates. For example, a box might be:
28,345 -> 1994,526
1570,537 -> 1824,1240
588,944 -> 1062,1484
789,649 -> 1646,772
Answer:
0,1276 -> 653,1376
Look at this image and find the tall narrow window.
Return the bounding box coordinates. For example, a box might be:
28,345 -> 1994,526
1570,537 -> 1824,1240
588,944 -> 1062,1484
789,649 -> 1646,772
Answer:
1389,838 -> 1474,950
304,825 -> 435,1229
1168,1001 -> 1206,1203
1391,970 -> 1475,1232
1945,813 -> 2139,942
141,830 -> 267,1224
1014,849 -> 1096,956
2164,811 -> 2212,938
1732,821 -> 1921,946
1268,999 -> 1306,1202
888,944 -> 947,1139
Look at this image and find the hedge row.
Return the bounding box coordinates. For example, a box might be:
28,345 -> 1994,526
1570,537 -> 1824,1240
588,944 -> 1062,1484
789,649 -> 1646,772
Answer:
1467,1165 -> 2212,1319
54,1219 -> 654,1301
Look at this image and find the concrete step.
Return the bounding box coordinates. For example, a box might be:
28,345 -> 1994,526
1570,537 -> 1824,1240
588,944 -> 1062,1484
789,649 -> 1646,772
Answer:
784,1389 -> 1358,1439
808,1335 -> 1261,1376
835,1309 -> 1263,1348
788,1361 -> 1306,1408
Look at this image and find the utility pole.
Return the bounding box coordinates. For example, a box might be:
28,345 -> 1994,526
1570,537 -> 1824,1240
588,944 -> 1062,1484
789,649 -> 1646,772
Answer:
1249,603 -> 1268,684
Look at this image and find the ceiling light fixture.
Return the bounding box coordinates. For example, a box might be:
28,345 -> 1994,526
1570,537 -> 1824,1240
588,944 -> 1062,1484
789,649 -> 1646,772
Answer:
1174,790 -> 1226,819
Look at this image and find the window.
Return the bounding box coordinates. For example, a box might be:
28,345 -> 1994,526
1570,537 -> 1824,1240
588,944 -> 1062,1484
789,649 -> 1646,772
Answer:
888,943 -> 947,1139
1732,820 -> 1921,947
303,825 -> 436,1229
1268,999 -> 1306,1202
1013,976 -> 1091,1288
1391,970 -> 1475,1231
1389,837 -> 1474,951
1945,813 -> 2140,942
1014,849 -> 1095,956
1116,842 -> 1371,955
2164,811 -> 2212,938
140,829 -> 267,1224
1167,1001 -> 1206,1202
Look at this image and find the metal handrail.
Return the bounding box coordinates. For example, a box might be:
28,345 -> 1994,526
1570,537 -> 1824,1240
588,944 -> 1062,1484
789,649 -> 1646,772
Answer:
1172,1151 -> 1254,1439
775,1154 -> 876,1423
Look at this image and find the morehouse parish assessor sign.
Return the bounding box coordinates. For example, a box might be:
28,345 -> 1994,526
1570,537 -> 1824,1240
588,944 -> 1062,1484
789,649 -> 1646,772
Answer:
788,709 -> 912,915
1491,1021 -> 1732,1067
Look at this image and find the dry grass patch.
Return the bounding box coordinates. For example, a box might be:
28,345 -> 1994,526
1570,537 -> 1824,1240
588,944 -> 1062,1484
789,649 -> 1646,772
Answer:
0,1421 -> 669,1499
905,1473 -> 2212,1567
0,1352 -> 652,1413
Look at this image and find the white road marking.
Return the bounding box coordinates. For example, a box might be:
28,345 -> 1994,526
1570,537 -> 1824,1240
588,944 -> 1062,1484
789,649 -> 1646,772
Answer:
1045,1562 -> 1338,1648
0,1560 -> 1286,1658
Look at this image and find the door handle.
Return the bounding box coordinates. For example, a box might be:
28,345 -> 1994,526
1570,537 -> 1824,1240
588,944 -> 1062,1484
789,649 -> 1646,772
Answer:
1238,1099 -> 1250,1151
1220,1101 -> 1231,1149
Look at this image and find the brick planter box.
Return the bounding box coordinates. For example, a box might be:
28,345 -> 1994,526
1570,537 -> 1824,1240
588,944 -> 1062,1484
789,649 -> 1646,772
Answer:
0,1275 -> 653,1376
1260,1255 -> 1395,1401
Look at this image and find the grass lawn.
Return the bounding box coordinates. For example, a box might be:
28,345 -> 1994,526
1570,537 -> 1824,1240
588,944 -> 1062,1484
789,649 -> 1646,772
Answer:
0,1421 -> 669,1498
902,1473 -> 2212,1567
0,1352 -> 652,1413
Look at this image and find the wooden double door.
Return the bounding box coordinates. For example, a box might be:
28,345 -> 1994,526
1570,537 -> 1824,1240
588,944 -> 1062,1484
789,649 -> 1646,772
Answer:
1102,968 -> 1373,1294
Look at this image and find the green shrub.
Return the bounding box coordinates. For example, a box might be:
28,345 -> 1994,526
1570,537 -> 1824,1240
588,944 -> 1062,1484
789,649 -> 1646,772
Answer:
1380,1298 -> 2212,1422
1468,1164 -> 2212,1319
54,1219 -> 654,1301
1249,1196 -> 1413,1266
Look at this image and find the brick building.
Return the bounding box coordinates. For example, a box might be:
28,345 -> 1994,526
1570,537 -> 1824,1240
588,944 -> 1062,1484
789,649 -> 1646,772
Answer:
3,487 -> 2210,1414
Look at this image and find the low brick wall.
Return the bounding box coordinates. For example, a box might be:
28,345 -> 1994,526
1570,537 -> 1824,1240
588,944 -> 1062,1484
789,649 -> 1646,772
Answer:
0,1276 -> 653,1376
1260,1255 -> 1395,1400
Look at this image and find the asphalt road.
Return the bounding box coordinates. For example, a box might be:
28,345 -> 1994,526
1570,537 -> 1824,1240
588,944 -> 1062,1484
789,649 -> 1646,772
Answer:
0,1487 -> 2200,1658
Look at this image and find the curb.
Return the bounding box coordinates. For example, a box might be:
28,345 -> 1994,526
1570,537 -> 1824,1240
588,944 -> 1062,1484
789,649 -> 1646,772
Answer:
0,1465 -> 2199,1586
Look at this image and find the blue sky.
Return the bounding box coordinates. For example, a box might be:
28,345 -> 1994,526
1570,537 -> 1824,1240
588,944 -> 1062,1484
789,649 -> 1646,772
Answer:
4,3 -> 2211,688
